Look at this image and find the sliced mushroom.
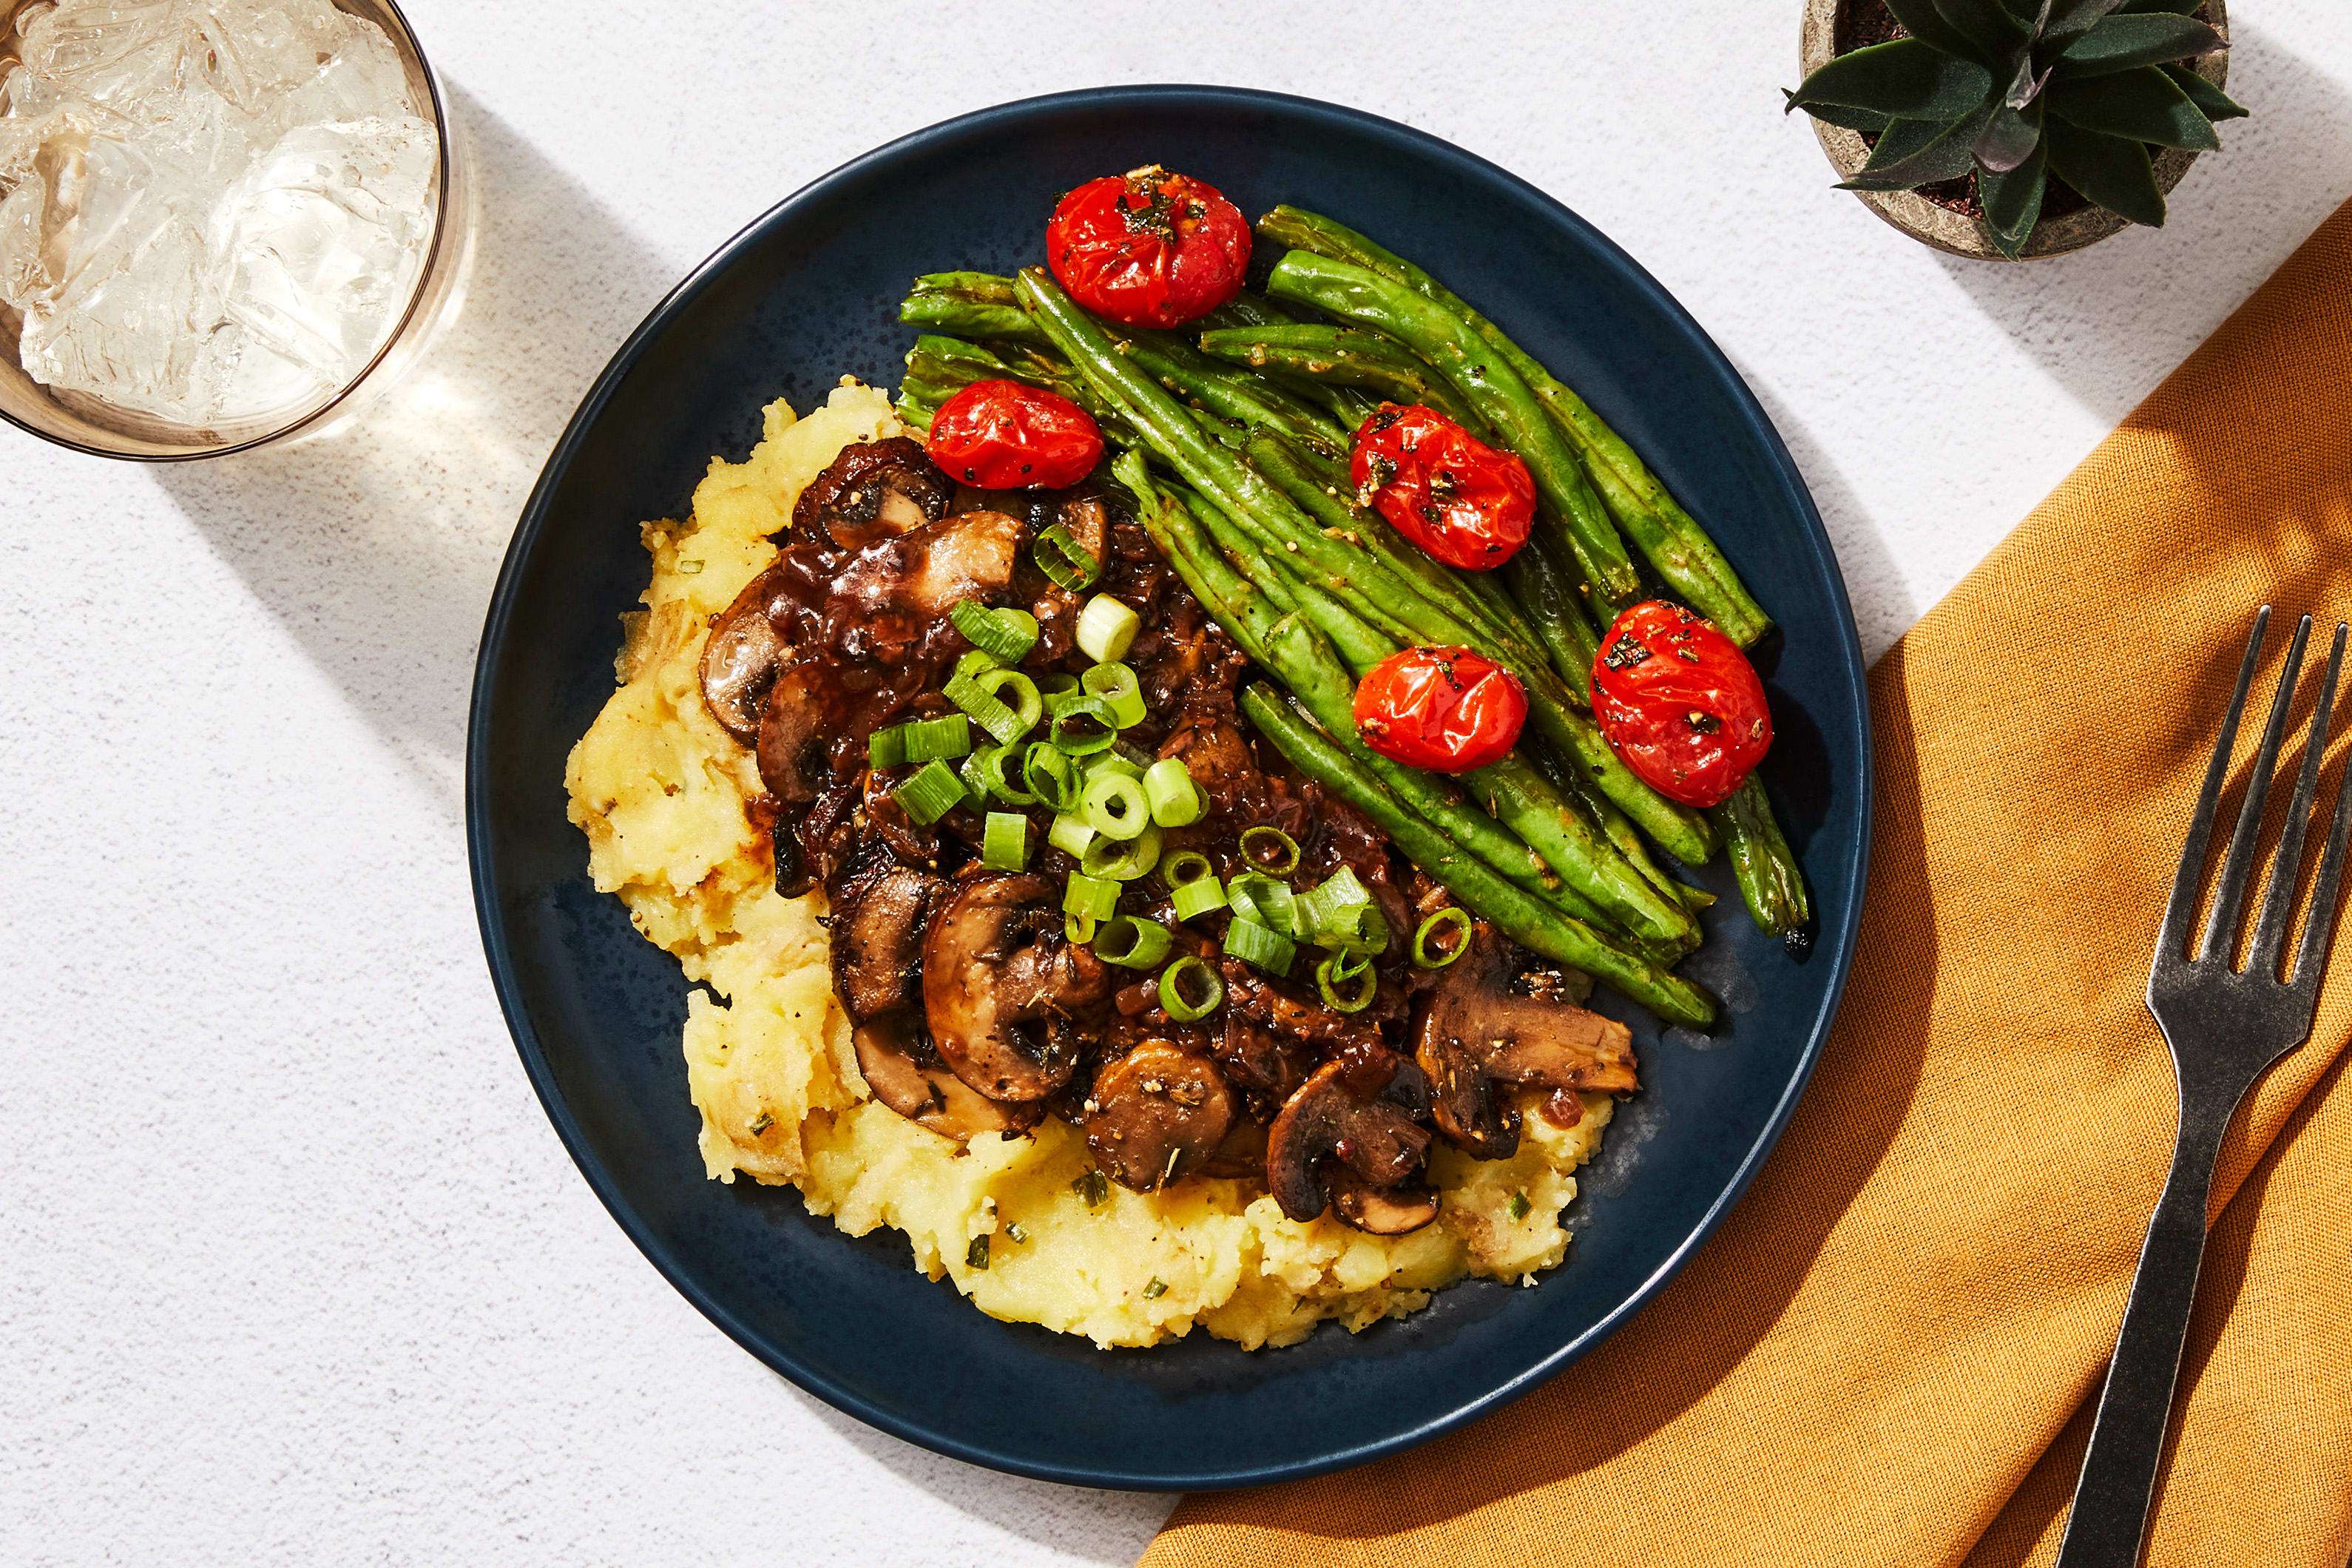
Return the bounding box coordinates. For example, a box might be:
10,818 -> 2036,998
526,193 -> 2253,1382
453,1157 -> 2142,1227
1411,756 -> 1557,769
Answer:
830,856 -> 944,1021
792,436 -> 950,550
827,510 -> 1021,665
700,570 -> 787,744
922,872 -> 1112,1102
1084,1040 -> 1237,1192
1413,921 -> 1640,1160
1330,1174 -> 1440,1235
854,1010 -> 1038,1142
1055,493 -> 1108,564
1265,1054 -> 1434,1227
756,658 -> 830,802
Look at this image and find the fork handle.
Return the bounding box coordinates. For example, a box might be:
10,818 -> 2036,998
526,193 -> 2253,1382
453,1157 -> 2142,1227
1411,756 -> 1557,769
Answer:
2052,1091 -> 2237,1568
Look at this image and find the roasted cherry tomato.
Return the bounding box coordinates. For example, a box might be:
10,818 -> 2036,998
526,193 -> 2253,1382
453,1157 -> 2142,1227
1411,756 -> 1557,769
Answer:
1352,646 -> 1527,774
1589,601 -> 1771,808
923,379 -> 1103,490
1046,165 -> 1251,329
1349,403 -> 1535,572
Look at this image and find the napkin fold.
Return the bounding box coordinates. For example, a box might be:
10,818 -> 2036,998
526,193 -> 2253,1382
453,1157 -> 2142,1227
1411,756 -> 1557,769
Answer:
1146,198 -> 2352,1568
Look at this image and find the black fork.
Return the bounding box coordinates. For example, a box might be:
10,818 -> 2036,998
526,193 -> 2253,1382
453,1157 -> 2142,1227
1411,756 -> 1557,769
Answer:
2055,608 -> 2352,1567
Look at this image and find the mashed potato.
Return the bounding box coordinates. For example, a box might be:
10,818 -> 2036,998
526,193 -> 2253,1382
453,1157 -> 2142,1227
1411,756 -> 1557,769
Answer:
564,382 -> 1615,1348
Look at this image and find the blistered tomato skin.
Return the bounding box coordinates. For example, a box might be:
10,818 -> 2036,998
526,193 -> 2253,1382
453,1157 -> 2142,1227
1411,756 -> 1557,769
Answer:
1589,601 -> 1772,808
1349,404 -> 1535,572
1353,646 -> 1527,774
1046,166 -> 1251,329
923,379 -> 1104,490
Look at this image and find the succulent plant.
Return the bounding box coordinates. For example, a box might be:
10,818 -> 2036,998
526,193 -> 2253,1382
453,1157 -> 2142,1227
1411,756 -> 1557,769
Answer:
1788,1 -> 2246,257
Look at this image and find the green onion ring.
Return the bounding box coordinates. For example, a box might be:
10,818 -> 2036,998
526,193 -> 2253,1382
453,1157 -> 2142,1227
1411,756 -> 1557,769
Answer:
1158,956 -> 1224,1021
1239,825 -> 1300,876
1413,906 -> 1473,968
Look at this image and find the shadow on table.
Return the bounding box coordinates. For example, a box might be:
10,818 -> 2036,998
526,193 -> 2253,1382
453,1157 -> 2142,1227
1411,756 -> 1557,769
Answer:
782,1386 -> 1177,1564
149,86 -> 683,817
1936,22 -> 2352,425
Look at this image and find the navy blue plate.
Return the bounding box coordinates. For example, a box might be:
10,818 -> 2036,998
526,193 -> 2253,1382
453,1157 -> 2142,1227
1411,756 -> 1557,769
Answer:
467,86 -> 1871,1491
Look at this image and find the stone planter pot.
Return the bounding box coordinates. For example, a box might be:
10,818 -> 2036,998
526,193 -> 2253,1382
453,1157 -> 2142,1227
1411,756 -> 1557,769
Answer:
1798,0 -> 2231,260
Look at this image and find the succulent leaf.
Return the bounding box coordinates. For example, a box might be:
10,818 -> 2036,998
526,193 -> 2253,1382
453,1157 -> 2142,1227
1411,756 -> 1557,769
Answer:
2047,67 -> 2222,149
2055,13 -> 2224,78
1976,94 -> 2047,173
2045,119 -> 2166,225
1788,94 -> 1896,135
2166,65 -> 2248,122
1882,0 -> 1991,61
1788,38 -> 1996,122
1931,0 -> 2032,58
1836,97 -> 1998,191
2039,0 -> 2126,53
1981,139 -> 2049,257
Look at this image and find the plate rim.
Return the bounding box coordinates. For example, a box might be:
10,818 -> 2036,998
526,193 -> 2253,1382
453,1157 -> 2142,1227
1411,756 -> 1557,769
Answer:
466,82 -> 1874,1492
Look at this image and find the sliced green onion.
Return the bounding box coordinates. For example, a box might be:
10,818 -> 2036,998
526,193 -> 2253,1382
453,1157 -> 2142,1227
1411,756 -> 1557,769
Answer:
952,648 -> 1000,683
1047,695 -> 1118,755
1172,874 -> 1228,923
1413,906 -> 1473,968
1038,672 -> 1084,715
1239,825 -> 1300,876
1048,812 -> 1096,858
1081,770 -> 1151,841
1094,915 -> 1173,969
1158,956 -> 1225,1021
1081,661 -> 1146,728
1143,758 -> 1205,827
1227,872 -> 1298,939
1164,850 -> 1216,888
1023,743 -> 1082,813
957,750 -> 993,809
1066,911 -> 1098,943
1300,865 -> 1384,954
893,760 -> 966,825
947,666 -> 1042,747
950,601 -> 1038,665
902,714 -> 972,764
1080,822 -> 1161,882
1075,594 -> 1140,663
1064,872 -> 1121,922
982,811 -> 1030,871
1223,916 -> 1295,976
967,743 -> 1034,805
1036,522 -> 1101,591
1316,950 -> 1377,1013
867,723 -> 909,770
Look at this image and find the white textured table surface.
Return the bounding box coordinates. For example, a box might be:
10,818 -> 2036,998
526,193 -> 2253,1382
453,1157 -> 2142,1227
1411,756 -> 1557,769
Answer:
7,4 -> 2352,1564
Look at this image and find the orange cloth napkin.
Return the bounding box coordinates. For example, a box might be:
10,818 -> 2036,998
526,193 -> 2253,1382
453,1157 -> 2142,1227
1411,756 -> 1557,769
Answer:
1146,200 -> 2352,1568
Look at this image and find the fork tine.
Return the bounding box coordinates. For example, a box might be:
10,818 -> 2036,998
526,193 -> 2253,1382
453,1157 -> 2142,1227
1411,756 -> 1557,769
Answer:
2158,607 -> 2271,963
2251,622 -> 2348,973
2200,613 -> 2313,964
2294,632 -> 2352,995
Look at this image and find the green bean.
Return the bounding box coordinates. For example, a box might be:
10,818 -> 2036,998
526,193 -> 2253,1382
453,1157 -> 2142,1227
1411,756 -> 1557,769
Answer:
1196,325 -> 1486,429
1242,685 -> 1716,1027
1199,288 -> 1298,332
899,281 -> 1047,347
1502,529 -> 1601,703
1116,327 -> 1351,456
1262,250 -> 1642,614
1018,267 -> 1714,865
1257,207 -> 1771,646
1710,774 -> 1811,936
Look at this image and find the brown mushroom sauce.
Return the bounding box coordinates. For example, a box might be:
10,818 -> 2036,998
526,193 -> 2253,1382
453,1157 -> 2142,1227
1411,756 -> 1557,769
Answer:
702,437 -> 1639,1234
